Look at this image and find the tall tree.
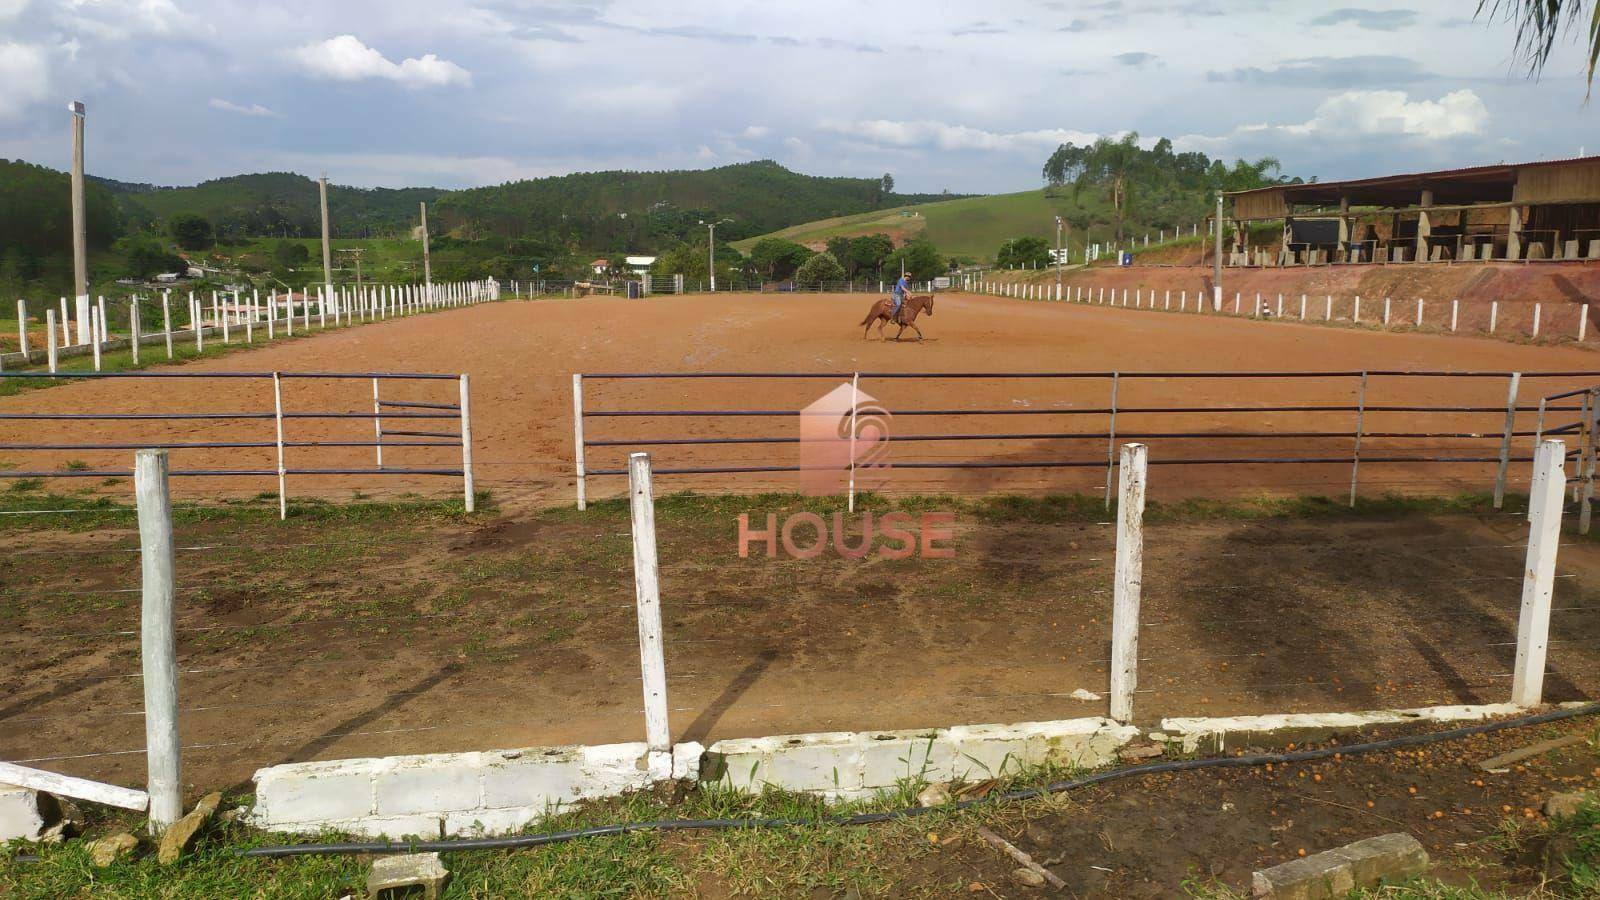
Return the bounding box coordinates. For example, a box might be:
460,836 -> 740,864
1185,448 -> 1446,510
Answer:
1476,0 -> 1599,88
881,173 -> 895,194
1072,133 -> 1149,242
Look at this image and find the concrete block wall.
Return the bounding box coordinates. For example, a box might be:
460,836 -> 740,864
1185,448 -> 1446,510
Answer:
251,742 -> 679,839
0,785 -> 49,842
1160,703 -> 1522,754
702,718 -> 1139,801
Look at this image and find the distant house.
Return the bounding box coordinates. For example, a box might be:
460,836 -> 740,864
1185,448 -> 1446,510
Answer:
590,258 -> 610,276
155,272 -> 181,283
625,255 -> 656,275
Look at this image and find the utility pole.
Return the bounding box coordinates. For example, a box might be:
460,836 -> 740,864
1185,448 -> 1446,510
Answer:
318,174 -> 334,302
1212,192 -> 1225,311
419,202 -> 433,302
69,101 -> 89,344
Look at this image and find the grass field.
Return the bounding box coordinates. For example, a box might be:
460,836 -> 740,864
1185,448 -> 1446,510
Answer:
731,187 -> 1196,262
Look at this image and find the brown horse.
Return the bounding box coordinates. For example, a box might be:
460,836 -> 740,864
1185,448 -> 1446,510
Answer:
859,294 -> 935,341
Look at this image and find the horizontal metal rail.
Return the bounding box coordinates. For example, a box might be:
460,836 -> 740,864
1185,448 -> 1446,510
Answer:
586,455 -> 1536,476
0,468 -> 465,478
586,427 -> 1576,448
0,371 -> 457,381
583,370 -> 1600,380
0,412 -> 457,421
0,440 -> 457,451
584,404 -> 1581,418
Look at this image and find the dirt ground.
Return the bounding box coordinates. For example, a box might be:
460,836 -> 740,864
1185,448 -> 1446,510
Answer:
3,493 -> 1598,808
2,291 -> 1600,508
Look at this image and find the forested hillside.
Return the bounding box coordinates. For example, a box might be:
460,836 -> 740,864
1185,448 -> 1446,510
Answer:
108,173 -> 444,239
432,160 -> 951,248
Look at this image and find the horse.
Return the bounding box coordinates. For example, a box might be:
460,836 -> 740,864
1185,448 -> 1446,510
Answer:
859,294 -> 935,342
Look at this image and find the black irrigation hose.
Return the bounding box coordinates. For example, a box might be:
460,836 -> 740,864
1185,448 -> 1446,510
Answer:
238,701 -> 1600,859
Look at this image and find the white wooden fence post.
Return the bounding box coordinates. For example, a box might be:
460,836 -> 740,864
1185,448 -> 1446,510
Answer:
1109,442 -> 1147,724
1493,372 -> 1522,509
130,299 -> 140,366
371,378 -> 384,470
572,374 -> 587,510
1532,303 -> 1542,339
1490,301 -> 1499,334
1415,298 -> 1424,328
272,372 -> 287,520
628,453 -> 672,756
1581,305 -> 1590,342
134,449 -> 183,834
162,291 -> 172,359
1451,299 -> 1459,332
459,374 -> 475,513
90,307 -> 102,371
45,309 -> 57,373
1511,438 -> 1566,707
15,300 -> 26,358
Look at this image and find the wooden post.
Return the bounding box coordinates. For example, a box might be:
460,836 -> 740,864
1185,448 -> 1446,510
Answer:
1325,295 -> 1332,320
134,449 -> 182,833
572,374 -> 586,510
1349,372 -> 1368,507
244,292 -> 253,343
1354,295 -> 1361,322
1511,438 -> 1566,707
847,373 -> 861,512
1415,298 -> 1424,328
627,453 -> 671,754
272,372 -> 287,520
1530,397 -> 1549,524
1104,373 -> 1120,509
45,309 -> 57,373
1581,305 -> 1590,342
1532,303 -> 1542,339
371,378 -> 383,469
162,291 -> 172,359
130,299 -> 140,366
1493,372 -> 1522,509
191,296 -> 203,354
1383,297 -> 1391,326
1490,301 -> 1498,334
15,300 -> 26,358
1109,443 -> 1147,724
90,307 -> 101,371
459,374 -> 475,513
1451,299 -> 1459,332
1300,294 -> 1306,319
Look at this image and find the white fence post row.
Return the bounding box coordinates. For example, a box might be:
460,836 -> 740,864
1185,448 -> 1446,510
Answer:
1511,438 -> 1566,707
459,373 -> 475,513
1109,442 -> 1148,724
573,374 -> 587,510
134,449 -> 183,834
627,453 -> 672,758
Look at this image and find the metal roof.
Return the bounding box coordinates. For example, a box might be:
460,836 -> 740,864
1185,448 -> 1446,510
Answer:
1226,154 -> 1600,206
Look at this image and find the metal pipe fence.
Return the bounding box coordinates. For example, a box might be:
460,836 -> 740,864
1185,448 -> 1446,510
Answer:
0,369 -> 474,516
572,370 -> 1600,509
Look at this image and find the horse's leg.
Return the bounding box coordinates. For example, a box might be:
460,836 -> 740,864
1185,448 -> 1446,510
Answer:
910,321 -> 925,341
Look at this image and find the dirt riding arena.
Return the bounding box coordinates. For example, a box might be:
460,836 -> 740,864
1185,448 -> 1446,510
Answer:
5,291 -> 1600,796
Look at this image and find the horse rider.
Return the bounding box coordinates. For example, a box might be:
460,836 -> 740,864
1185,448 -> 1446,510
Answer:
891,272 -> 910,322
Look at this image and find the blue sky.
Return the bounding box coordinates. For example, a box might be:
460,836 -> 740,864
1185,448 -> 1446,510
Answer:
0,0 -> 1594,193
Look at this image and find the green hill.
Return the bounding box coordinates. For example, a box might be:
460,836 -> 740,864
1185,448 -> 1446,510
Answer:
432,160 -> 955,249
113,172 -> 444,239
732,188 -> 1191,263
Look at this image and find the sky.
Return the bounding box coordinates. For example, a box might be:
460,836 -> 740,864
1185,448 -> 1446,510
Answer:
0,0 -> 1595,194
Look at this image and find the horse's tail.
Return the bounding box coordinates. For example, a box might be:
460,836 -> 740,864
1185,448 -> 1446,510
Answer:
859,305 -> 880,326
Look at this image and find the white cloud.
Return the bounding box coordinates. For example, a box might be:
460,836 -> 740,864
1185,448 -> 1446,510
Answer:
0,0 -> 29,20
739,124 -> 771,139
823,119 -> 1100,153
209,97 -> 278,117
293,35 -> 471,88
1281,89 -> 1488,139
0,42 -> 50,120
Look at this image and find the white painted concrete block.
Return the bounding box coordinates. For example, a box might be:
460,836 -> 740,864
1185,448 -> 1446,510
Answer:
445,806 -> 539,837
309,814 -> 444,840
480,750 -> 585,810
719,732 -> 867,793
374,754 -> 486,816
1162,703 -> 1525,754
0,785 -> 48,842
252,758 -> 377,824
860,731 -> 947,786
672,742 -> 704,781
